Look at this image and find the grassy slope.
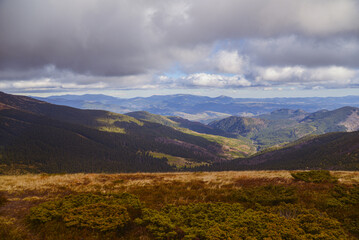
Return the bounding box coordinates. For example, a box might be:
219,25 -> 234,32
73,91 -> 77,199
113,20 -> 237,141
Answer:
126,111 -> 256,158
179,128 -> 256,158
148,151 -> 208,168
0,108 -> 173,173
126,111 -> 178,127
206,131 -> 359,171
0,92 -> 232,172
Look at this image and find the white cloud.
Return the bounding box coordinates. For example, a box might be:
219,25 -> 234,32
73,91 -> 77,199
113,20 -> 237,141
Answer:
258,66 -> 305,82
310,66 -> 355,82
182,73 -> 251,88
12,79 -> 59,89
255,66 -> 358,86
215,50 -> 248,74
0,78 -> 108,91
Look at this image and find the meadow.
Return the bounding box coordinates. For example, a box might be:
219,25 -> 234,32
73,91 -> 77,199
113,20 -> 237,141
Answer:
0,171 -> 358,239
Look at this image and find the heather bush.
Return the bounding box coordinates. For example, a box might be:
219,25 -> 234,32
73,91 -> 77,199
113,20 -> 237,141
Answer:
291,170 -> 338,183
232,185 -> 297,206
137,202 -> 347,240
64,203 -> 130,231
324,185 -> 359,236
28,193 -> 142,233
137,203 -> 244,239
0,217 -> 27,240
15,174 -> 359,239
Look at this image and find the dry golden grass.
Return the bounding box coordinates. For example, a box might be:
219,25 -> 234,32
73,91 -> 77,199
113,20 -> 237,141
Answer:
0,171 -> 358,195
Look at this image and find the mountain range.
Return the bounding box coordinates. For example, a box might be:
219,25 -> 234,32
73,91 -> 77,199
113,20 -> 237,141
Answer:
209,106 -> 359,149
125,106 -> 359,150
35,94 -> 359,123
1,91 -> 358,172
0,92 -> 231,173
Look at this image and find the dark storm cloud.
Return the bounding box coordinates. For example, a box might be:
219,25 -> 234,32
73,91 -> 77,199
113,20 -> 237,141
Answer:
244,36 -> 359,68
0,0 -> 169,77
0,0 -> 358,89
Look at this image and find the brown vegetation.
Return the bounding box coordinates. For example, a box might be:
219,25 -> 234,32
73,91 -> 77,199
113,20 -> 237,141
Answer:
0,171 -> 358,239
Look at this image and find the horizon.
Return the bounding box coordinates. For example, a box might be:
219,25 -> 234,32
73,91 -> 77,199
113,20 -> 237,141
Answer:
31,92 -> 359,100
8,87 -> 359,99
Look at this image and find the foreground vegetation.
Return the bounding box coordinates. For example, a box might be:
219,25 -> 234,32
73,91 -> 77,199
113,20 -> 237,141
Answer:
0,171 -> 358,239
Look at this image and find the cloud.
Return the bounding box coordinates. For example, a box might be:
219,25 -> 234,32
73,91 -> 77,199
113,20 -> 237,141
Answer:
245,36 -> 359,68
163,0 -> 359,44
0,0 -> 358,92
255,66 -> 358,87
178,73 -> 251,88
214,50 -> 248,74
0,78 -> 107,91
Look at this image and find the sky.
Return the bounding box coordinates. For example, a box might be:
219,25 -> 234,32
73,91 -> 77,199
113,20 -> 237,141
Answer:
0,0 -> 359,98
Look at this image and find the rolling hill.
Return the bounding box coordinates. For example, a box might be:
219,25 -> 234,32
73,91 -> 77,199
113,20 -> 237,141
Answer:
201,131 -> 359,171
0,107 -> 173,173
209,106 -> 359,149
126,111 -> 236,137
1,91 -> 358,173
0,92 -> 235,173
125,111 -> 256,158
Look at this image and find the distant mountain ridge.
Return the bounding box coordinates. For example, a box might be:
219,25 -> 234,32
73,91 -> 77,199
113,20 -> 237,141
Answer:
35,94 -> 359,123
208,106 -> 359,149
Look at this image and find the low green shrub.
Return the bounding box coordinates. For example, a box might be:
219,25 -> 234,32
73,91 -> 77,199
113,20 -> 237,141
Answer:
291,170 -> 338,183
64,203 -> 130,232
137,203 -> 244,239
324,185 -> 359,236
137,202 -> 347,240
21,184 -> 358,239
28,192 -> 142,233
0,217 -> 27,240
232,185 -> 297,206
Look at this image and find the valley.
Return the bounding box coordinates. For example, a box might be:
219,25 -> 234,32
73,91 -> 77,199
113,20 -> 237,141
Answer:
1,91 -> 359,172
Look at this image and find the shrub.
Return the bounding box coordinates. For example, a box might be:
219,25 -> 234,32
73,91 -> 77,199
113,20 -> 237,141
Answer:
232,185 -> 298,206
137,203 -> 244,239
291,170 -> 338,183
0,217 -> 27,240
268,203 -> 348,239
28,192 -> 142,233
137,202 -> 347,240
64,203 -> 130,232
324,185 -> 359,236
